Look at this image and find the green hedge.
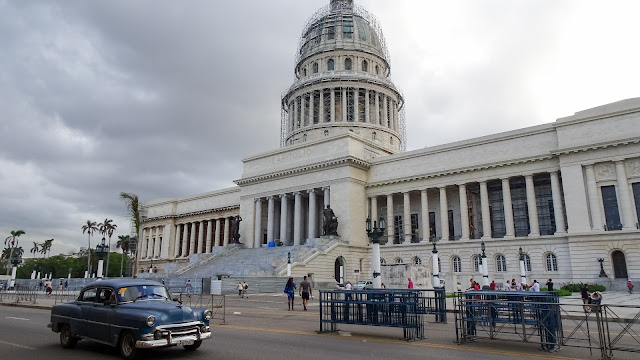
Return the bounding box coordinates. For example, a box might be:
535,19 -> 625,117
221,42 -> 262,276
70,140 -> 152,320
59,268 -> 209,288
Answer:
541,288 -> 572,296
560,283 -> 606,293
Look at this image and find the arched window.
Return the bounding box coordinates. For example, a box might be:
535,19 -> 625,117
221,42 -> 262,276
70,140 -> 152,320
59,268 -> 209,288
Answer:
412,256 -> 421,265
453,256 -> 461,273
303,68 -> 307,76
380,258 -> 386,264
327,59 -> 335,71
362,60 -> 368,72
303,134 -> 307,142
372,132 -> 376,140
496,255 -> 507,272
345,58 -> 352,70
394,257 -> 403,264
473,255 -> 481,273
313,62 -> 319,73
375,65 -> 380,75
545,253 -> 558,272
522,254 -> 532,272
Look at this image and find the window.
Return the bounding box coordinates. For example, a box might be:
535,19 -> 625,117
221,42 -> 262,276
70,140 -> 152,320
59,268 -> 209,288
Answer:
602,185 -> 622,230
324,130 -> 329,136
394,257 -> 403,264
429,212 -> 436,241
522,254 -> 532,272
496,255 -> 507,272
448,209 -> 455,240
343,20 -> 353,39
303,68 -> 307,77
413,256 -> 421,265
327,59 -> 335,71
473,255 -> 481,273
545,253 -> 558,272
453,256 -> 461,273
372,132 -> 376,140
362,60 -> 368,72
327,26 -> 335,40
394,215 -> 403,244
345,58 -> 352,70
375,65 -> 380,75
313,62 -> 318,73
80,288 -> 97,302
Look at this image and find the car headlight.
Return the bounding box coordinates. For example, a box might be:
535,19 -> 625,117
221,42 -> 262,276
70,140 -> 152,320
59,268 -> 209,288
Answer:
203,310 -> 212,320
146,315 -> 156,327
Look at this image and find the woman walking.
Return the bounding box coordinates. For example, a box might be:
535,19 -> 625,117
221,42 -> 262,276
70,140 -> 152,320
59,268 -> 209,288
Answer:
284,277 -> 296,311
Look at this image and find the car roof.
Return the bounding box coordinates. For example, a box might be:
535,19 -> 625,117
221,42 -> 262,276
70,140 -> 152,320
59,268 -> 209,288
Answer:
83,279 -> 163,289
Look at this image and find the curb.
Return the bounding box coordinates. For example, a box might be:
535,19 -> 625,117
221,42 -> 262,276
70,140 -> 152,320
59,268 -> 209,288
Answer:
0,302 -> 51,310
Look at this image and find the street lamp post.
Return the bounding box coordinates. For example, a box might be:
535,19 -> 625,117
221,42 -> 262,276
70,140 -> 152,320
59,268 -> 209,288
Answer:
432,243 -> 441,288
519,247 -> 527,285
95,237 -> 109,279
481,241 -> 489,288
287,252 -> 292,277
366,216 -> 386,289
9,253 -> 21,289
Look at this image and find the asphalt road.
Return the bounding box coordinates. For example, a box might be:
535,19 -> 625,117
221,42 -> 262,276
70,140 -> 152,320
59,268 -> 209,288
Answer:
0,293 -> 634,360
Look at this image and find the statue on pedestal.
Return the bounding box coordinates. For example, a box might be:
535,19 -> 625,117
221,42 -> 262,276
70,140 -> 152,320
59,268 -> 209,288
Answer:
322,205 -> 339,236
232,215 -> 242,244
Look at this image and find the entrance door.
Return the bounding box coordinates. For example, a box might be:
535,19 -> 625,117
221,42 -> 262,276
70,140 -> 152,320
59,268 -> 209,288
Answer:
334,257 -> 345,283
612,251 -> 628,278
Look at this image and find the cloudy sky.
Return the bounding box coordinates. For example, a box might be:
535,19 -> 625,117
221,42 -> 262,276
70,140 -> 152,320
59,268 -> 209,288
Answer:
1,0 -> 639,256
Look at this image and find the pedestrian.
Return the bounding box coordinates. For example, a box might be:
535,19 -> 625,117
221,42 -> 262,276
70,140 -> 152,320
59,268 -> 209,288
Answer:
284,277 -> 296,311
58,281 -> 63,291
581,284 -> 591,313
490,280 -> 496,290
381,282 -> 386,289
474,281 -> 480,290
407,277 -> 414,289
628,279 -> 634,294
237,282 -> 244,297
64,279 -> 68,290
466,279 -> 475,290
345,281 -> 352,290
546,278 -> 554,292
185,279 -> 193,297
39,281 -> 43,291
299,275 -> 312,311
243,281 -> 248,298
530,280 -> 540,292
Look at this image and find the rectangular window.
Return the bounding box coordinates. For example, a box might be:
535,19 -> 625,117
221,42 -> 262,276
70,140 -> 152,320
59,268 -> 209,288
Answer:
410,214 -> 419,242
633,182 -> 640,227
534,174 -> 555,235
327,26 -> 335,40
448,210 -> 455,240
511,178 -> 530,236
488,181 -> 505,238
342,20 -> 353,39
601,185 -> 622,230
394,215 -> 403,244
429,212 -> 436,241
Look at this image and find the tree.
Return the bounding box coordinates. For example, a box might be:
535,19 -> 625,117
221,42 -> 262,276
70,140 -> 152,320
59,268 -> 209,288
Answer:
30,242 -> 40,258
81,220 -> 98,276
116,235 -> 131,277
4,230 -> 25,274
99,218 -> 117,277
120,192 -> 141,277
42,239 -> 54,258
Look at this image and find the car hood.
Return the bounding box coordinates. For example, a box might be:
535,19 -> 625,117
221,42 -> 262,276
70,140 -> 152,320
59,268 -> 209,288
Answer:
118,300 -> 201,323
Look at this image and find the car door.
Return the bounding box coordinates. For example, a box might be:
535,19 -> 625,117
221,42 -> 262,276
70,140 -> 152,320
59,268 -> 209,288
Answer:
78,287 -> 98,338
87,287 -> 116,343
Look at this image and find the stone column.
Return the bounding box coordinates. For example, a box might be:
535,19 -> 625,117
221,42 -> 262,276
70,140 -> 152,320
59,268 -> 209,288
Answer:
154,228 -> 161,258
371,196 -> 378,226
330,88 -> 335,123
254,198 -> 263,248
364,89 -> 370,123
196,221 -> 204,254
549,171 -> 566,234
421,190 -> 429,242
439,187 -> 449,241
459,184 -> 470,240
375,92 -> 380,125
353,88 -> 359,122
174,224 -> 181,258
214,219 -> 221,249
502,178 -> 515,238
181,224 -> 189,257
323,187 -> 330,207
403,191 -> 412,243
223,218 -> 230,246
342,88 -> 347,122
267,196 -> 275,243
615,160 -> 635,229
292,99 -> 298,129
480,181 -> 492,239
386,194 -> 394,244
308,189 -> 317,239
382,94 -> 388,127
205,220 -> 213,252
294,192 -> 302,245
301,94 -> 306,126
189,222 -> 197,255
280,194 -> 289,245
585,165 -> 603,230
525,175 -> 540,236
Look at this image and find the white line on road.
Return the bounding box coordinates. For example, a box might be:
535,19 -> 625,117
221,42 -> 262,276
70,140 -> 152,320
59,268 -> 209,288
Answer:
0,339 -> 35,350
5,317 -> 30,321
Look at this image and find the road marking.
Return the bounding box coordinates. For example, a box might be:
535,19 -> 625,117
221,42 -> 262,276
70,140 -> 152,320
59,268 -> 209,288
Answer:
5,317 -> 29,321
218,325 -> 583,360
0,339 -> 36,350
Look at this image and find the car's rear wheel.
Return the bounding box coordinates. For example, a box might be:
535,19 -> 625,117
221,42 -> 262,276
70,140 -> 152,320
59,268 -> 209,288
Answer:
118,331 -> 138,360
59,324 -> 78,349
183,340 -> 202,351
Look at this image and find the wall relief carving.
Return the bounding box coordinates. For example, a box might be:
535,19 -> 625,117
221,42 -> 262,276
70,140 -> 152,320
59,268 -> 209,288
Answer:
595,163 -> 615,181
626,158 -> 640,177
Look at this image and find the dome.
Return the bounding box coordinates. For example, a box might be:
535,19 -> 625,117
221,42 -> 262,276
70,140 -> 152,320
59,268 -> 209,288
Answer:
295,0 -> 390,73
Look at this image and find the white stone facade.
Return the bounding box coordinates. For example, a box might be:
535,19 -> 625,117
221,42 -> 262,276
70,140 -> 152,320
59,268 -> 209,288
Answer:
140,1 -> 640,292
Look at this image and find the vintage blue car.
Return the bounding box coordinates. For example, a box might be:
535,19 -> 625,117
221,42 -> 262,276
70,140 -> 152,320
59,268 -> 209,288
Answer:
49,279 -> 212,359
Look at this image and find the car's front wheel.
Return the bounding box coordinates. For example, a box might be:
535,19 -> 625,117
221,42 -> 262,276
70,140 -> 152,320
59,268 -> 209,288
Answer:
183,340 -> 202,351
59,324 -> 78,349
118,331 -> 138,360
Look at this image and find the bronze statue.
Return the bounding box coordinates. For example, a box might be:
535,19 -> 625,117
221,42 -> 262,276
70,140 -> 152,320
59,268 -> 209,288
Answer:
232,215 -> 242,243
322,205 -> 339,236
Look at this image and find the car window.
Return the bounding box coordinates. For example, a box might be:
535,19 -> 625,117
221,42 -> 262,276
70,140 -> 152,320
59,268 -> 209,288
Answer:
80,288 -> 97,302
117,285 -> 169,303
97,288 -> 113,303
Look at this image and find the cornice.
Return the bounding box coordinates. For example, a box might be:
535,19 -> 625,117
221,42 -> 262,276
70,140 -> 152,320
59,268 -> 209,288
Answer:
239,177 -> 366,201
141,205 -> 240,223
551,137 -> 640,156
235,155 -> 370,186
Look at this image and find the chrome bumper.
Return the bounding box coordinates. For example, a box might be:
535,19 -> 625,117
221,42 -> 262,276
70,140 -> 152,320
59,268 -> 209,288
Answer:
136,331 -> 211,348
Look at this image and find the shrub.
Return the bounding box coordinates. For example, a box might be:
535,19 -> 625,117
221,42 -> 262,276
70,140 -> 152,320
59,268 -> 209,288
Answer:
560,283 -> 606,293
541,288 -> 572,296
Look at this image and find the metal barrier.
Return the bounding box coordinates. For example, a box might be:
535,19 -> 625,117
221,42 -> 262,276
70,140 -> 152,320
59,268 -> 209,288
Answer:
0,286 -> 39,304
52,288 -> 81,304
319,289 -> 424,341
415,288 -> 447,323
175,293 -> 227,325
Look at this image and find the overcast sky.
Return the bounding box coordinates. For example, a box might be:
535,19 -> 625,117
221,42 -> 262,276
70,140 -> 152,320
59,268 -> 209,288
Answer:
1,0 -> 639,256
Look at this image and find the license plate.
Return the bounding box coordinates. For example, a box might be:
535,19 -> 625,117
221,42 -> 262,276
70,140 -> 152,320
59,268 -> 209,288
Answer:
177,339 -> 194,346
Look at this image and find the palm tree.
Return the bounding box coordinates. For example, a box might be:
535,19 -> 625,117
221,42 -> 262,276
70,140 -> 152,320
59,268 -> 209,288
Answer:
4,230 -> 25,274
42,239 -> 54,258
99,218 -> 117,277
116,235 -> 131,277
120,192 -> 141,277
30,242 -> 40,258
82,220 -> 98,276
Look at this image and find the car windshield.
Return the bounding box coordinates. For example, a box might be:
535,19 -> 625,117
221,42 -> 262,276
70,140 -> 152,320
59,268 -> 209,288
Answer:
117,285 -> 169,303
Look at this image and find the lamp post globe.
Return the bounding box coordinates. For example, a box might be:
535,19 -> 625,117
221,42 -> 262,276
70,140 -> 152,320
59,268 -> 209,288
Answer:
366,217 -> 385,289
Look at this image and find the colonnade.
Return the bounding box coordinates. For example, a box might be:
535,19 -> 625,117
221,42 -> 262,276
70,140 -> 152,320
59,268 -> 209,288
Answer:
254,187 -> 331,248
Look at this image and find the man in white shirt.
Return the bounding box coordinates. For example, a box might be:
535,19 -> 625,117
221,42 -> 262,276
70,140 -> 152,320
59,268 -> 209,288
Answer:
345,281 -> 352,290
530,280 -> 540,292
